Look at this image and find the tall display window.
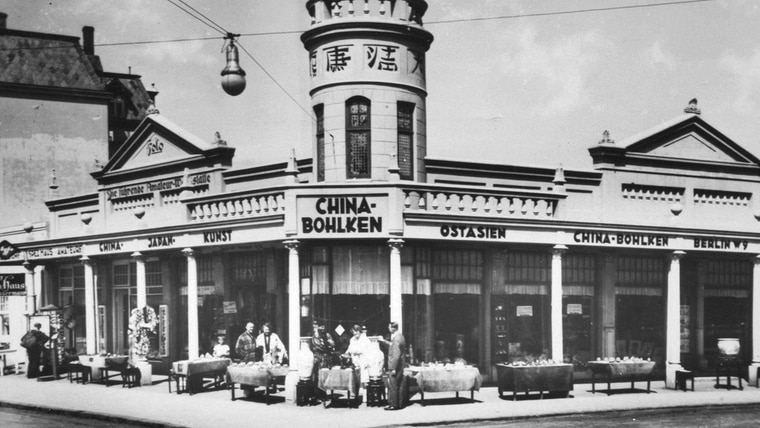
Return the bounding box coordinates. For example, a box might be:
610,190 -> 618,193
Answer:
562,253 -> 596,371
492,251 -> 550,363
615,255 -> 665,364
703,259 -> 751,364
58,264 -> 85,354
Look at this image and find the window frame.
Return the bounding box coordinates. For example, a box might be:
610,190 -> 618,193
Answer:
397,102 -> 414,180
315,104 -> 325,182
345,96 -> 371,179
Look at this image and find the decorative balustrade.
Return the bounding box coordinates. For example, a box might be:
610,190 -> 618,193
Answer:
112,194 -> 154,212
402,187 -> 561,219
187,192 -> 286,222
306,0 -> 427,25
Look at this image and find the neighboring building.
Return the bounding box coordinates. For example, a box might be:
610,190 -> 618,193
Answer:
0,12 -> 155,367
3,0 -> 760,391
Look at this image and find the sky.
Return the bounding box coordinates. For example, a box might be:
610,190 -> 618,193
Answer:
5,0 -> 760,171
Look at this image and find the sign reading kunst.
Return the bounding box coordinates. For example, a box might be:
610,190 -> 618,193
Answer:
299,196 -> 385,236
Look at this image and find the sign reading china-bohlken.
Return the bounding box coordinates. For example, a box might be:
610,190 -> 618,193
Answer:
299,196 -> 384,235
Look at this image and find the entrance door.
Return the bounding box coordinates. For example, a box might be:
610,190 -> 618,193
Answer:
113,289 -> 136,355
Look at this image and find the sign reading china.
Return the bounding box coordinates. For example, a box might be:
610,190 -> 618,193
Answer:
299,195 -> 385,236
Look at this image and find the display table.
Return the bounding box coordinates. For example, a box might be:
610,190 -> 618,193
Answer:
715,356 -> 743,390
0,349 -> 17,375
226,364 -> 290,404
587,360 -> 655,395
78,355 -> 129,386
171,358 -> 230,395
317,368 -> 361,407
496,363 -> 573,400
406,366 -> 481,405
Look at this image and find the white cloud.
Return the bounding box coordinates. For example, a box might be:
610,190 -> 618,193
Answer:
647,41 -> 676,70
497,26 -> 609,117
720,48 -> 760,113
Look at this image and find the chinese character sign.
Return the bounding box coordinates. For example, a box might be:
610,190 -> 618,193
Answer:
325,45 -> 352,72
365,44 -> 399,71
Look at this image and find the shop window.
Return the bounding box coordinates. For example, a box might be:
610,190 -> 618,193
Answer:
59,264 -> 86,354
145,260 -> 163,296
434,294 -> 479,365
562,253 -> 596,285
616,295 -> 664,363
397,102 -> 414,180
315,104 -> 325,182
113,262 -> 136,288
505,252 -> 550,284
0,296 -> 9,337
415,247 -> 431,278
346,97 -> 371,179
230,252 -> 266,288
432,249 -> 483,281
616,255 -> 665,286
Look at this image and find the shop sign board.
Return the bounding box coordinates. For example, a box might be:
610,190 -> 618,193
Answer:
439,224 -> 507,240
26,244 -> 83,259
0,274 -> 25,295
573,231 -> 670,247
0,240 -> 19,260
105,174 -> 210,201
298,195 -> 386,237
692,237 -> 748,250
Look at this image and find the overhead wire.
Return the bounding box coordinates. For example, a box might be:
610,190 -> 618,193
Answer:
164,0 -> 227,36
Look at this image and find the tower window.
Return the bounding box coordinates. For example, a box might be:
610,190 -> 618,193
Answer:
315,104 -> 325,182
397,102 -> 414,180
346,97 -> 371,179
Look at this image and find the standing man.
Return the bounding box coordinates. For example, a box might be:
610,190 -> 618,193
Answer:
385,321 -> 406,411
21,323 -> 49,379
235,322 -> 257,362
255,322 -> 288,364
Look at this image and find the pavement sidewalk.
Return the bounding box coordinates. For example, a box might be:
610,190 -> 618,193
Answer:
1,373 -> 759,428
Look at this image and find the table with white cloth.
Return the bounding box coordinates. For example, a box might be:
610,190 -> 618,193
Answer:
587,360 -> 656,395
226,364 -> 290,404
405,366 -> 482,405
318,367 -> 361,407
171,358 -> 230,395
78,355 -> 129,386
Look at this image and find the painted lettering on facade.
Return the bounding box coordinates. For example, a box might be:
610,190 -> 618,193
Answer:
301,196 -> 383,235
573,232 -> 669,247
0,274 -> 25,294
148,235 -> 175,248
145,136 -> 164,156
204,230 -> 232,244
440,225 -> 507,240
26,245 -> 82,258
693,238 -> 748,250
309,50 -> 317,77
325,45 -> 352,72
106,175 -> 209,201
99,240 -> 123,252
365,44 -> 399,71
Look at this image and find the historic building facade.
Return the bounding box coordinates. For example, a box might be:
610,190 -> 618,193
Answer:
3,1 -> 760,388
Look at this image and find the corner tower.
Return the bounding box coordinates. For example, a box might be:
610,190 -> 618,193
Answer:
301,0 -> 433,183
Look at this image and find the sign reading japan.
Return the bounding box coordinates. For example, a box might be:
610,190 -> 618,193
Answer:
299,196 -> 385,236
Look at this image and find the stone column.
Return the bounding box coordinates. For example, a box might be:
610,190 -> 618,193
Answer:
601,255 -> 616,359
696,261 -> 706,369
388,239 -> 404,333
665,250 -> 685,389
81,256 -> 97,355
750,255 -> 760,386
23,259 -> 36,315
284,240 -> 301,368
551,245 -> 567,362
132,252 -> 147,308
182,248 -> 199,360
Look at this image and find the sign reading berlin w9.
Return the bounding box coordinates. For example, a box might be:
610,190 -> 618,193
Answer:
299,195 -> 386,236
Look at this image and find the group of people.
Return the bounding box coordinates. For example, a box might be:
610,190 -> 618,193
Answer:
214,321 -> 288,365
309,320 -> 408,411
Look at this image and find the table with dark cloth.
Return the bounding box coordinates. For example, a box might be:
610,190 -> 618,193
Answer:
406,366 -> 482,405
587,361 -> 656,395
171,358 -> 231,395
318,368 -> 361,407
226,365 -> 290,403
496,363 -> 573,400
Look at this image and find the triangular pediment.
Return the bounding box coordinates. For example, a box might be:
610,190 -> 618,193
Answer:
621,114 -> 760,165
94,113 -> 234,182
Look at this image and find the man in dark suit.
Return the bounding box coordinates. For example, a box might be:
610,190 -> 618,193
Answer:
385,321 -> 406,410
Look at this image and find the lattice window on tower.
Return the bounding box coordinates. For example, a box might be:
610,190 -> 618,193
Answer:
621,183 -> 683,203
346,97 -> 371,178
315,104 -> 325,182
397,102 -> 414,180
694,189 -> 751,207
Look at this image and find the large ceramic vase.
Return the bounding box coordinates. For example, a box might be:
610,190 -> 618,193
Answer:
717,338 -> 740,356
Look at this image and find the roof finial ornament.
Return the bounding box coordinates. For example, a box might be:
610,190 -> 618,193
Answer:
146,102 -> 160,115
598,130 -> 615,145
684,98 -> 701,115
213,131 -> 227,146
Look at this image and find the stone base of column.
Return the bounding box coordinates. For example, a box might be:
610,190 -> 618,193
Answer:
136,360 -> 152,386
665,363 -> 684,389
748,362 -> 760,387
284,371 -> 299,402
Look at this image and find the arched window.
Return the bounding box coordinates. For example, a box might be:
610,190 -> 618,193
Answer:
314,104 -> 325,182
346,97 -> 371,179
